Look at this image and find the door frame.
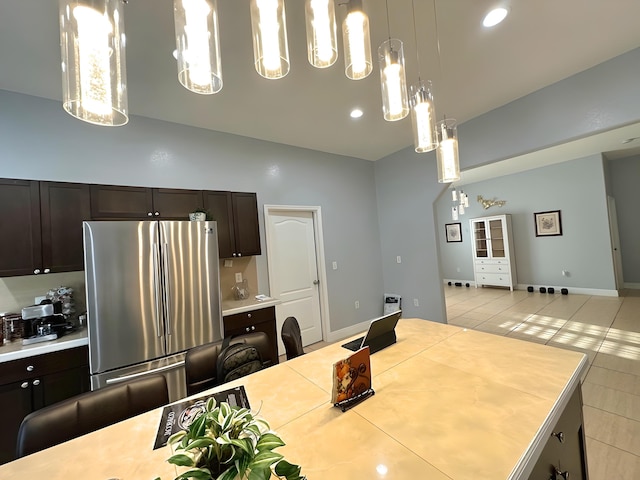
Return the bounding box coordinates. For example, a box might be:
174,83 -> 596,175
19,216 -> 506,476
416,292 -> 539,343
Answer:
606,195 -> 625,291
263,205 -> 330,345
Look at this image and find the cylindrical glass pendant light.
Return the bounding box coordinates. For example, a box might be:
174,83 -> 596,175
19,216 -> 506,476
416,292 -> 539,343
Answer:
173,0 -> 222,94
342,0 -> 372,80
305,0 -> 337,68
378,39 -> 409,121
59,0 -> 128,126
437,118 -> 461,183
250,0 -> 290,79
410,79 -> 437,152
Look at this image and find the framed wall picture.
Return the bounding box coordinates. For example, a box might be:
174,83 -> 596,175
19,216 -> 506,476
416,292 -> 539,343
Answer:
445,222 -> 462,243
534,210 -> 562,237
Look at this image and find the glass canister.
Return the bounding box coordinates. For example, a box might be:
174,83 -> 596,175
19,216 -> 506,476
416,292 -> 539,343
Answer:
2,313 -> 23,342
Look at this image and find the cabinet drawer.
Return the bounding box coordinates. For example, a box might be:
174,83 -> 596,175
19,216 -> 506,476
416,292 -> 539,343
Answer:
0,346 -> 89,385
223,306 -> 275,330
475,263 -> 510,274
476,273 -> 511,286
475,258 -> 508,265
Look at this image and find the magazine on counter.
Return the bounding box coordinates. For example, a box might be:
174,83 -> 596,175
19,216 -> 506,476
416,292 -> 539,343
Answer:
331,346 -> 373,409
153,385 -> 250,449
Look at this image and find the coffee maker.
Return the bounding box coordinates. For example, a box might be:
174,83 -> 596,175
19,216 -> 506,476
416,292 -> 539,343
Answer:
21,302 -> 73,345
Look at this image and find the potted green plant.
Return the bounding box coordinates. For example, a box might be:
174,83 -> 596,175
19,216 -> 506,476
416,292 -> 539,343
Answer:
162,398 -> 305,480
189,208 -> 211,221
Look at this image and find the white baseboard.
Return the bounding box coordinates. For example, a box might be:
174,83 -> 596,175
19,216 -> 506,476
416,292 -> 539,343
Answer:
624,283 -> 640,290
442,278 -> 476,287
325,320 -> 372,344
516,284 -> 619,297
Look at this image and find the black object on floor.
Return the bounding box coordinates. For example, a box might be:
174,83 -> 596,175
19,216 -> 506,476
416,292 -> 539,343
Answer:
548,287 -> 555,294
527,286 -> 534,292
455,282 -> 462,287
561,288 -> 569,295
448,281 -> 452,286
539,287 -> 547,293
465,283 -> 470,287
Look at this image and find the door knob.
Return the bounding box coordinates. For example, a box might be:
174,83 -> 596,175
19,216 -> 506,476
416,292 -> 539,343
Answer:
313,280 -> 320,285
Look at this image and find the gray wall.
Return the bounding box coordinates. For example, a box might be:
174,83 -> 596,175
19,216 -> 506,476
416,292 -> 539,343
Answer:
375,47 -> 640,323
0,90 -> 384,332
2,47 -> 640,330
435,155 -> 616,291
609,155 -> 640,284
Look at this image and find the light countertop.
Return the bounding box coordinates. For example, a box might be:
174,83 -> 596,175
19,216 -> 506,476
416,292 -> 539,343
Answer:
222,296 -> 281,316
0,319 -> 587,479
0,328 -> 88,363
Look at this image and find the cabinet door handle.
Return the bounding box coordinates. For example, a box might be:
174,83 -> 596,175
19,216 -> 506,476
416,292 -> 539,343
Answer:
247,313 -> 252,318
34,269 -> 40,274
44,268 -> 50,274
26,365 -> 34,372
251,326 -> 255,331
232,253 -> 237,257
147,212 -> 153,217
551,431 -> 564,443
245,327 -> 251,332
154,212 -> 160,216
237,253 -> 242,257
32,379 -> 40,386
21,382 -> 29,389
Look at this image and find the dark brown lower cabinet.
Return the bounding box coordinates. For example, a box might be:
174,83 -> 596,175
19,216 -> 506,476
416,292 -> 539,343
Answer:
223,306 -> 278,367
529,384 -> 589,479
0,346 -> 89,465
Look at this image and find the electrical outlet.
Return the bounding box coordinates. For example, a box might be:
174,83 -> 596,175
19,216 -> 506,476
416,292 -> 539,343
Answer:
413,298 -> 419,307
332,261 -> 338,270
396,256 -> 401,264
355,301 -> 360,309
235,273 -> 243,283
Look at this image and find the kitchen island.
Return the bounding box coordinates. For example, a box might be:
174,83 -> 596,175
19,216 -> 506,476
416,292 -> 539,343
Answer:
0,319 -> 588,479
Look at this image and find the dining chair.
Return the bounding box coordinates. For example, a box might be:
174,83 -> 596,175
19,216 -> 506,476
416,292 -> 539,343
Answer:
184,331 -> 271,396
281,316 -> 305,360
16,374 -> 169,458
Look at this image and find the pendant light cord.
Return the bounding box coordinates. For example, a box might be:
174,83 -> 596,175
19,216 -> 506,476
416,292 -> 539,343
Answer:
433,0 -> 444,119
411,0 -> 421,82
385,0 -> 391,43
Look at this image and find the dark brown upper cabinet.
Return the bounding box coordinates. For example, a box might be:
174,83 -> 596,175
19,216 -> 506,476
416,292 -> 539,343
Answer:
90,185 -> 204,220
204,191 -> 261,258
0,179 -> 90,277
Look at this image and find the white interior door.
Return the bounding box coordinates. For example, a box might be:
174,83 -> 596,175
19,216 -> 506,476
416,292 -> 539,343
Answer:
607,195 -> 625,290
265,207 -> 325,355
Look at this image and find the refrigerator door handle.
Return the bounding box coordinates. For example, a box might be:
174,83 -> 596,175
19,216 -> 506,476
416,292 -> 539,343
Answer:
152,242 -> 163,338
105,360 -> 185,385
162,244 -> 172,336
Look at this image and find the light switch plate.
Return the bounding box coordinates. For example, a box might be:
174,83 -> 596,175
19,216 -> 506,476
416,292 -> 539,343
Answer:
235,273 -> 243,283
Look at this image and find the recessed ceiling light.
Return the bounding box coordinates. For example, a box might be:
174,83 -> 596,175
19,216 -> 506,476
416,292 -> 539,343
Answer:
483,7 -> 508,27
350,108 -> 363,119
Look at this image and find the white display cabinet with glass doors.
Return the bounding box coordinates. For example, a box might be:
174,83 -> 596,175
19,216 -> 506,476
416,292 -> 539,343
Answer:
470,214 -> 517,291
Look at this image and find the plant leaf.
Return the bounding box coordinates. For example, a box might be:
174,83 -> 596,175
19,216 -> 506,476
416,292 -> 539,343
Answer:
274,459 -> 303,480
249,450 -> 283,471
174,467 -> 213,480
228,437 -> 254,456
184,438 -> 216,450
217,465 -> 239,480
256,433 -> 285,451
248,466 -> 272,480
167,453 -> 196,467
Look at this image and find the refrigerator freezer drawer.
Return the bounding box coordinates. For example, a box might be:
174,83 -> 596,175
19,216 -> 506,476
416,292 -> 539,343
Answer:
90,352 -> 187,403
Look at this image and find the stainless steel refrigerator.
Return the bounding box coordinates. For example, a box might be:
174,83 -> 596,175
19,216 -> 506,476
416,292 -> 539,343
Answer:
83,221 -> 223,402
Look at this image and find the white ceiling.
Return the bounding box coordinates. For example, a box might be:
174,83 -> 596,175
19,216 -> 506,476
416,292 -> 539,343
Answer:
1,0 -> 640,163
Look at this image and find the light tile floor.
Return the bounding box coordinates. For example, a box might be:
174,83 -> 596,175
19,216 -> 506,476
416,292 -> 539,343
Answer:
445,286 -> 640,480
282,287 -> 640,478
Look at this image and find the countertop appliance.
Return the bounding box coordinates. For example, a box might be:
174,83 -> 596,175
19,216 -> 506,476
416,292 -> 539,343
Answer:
20,303 -> 73,345
83,221 -> 223,402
